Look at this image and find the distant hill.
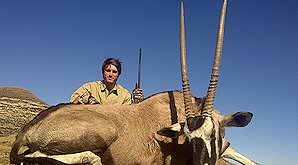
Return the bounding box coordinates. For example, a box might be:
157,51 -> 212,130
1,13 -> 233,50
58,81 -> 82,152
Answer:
0,86 -> 46,104
0,86 -> 49,136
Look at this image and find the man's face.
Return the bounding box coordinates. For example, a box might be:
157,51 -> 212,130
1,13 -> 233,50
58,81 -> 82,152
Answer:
103,64 -> 119,84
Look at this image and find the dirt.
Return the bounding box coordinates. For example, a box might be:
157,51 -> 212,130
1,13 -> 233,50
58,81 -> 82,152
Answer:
0,134 -> 16,164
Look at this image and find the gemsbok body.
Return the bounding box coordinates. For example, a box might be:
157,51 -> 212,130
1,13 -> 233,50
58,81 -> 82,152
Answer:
10,1 -> 259,165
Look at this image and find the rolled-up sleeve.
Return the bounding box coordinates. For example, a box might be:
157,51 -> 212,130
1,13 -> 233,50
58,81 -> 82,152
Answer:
70,84 -> 91,104
122,92 -> 132,105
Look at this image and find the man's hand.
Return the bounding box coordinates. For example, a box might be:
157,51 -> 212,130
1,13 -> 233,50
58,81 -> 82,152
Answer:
88,96 -> 99,104
132,88 -> 144,103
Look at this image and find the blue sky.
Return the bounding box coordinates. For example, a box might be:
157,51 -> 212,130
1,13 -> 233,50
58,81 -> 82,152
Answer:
1,0 -> 297,164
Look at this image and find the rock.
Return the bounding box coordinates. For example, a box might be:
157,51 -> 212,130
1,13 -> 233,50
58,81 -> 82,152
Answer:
0,86 -> 49,136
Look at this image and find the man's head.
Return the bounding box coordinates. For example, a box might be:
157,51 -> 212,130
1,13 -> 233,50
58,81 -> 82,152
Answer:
102,58 -> 122,86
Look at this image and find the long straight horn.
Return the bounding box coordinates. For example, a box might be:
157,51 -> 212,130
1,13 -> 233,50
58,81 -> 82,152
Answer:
180,2 -> 195,118
203,0 -> 228,116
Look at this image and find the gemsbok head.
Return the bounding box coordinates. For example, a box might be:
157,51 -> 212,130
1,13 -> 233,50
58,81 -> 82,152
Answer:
158,1 -> 253,164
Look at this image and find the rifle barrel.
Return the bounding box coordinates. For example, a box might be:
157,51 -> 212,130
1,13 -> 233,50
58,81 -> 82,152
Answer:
137,48 -> 142,88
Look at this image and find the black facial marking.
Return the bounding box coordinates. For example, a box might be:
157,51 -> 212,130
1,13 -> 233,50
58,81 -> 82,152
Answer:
180,122 -> 185,130
191,138 -> 209,165
168,91 -> 178,124
218,126 -> 223,155
210,127 -> 217,165
187,116 -> 205,131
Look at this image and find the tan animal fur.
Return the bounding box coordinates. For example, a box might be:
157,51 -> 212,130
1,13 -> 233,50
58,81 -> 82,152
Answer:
10,91 -> 256,164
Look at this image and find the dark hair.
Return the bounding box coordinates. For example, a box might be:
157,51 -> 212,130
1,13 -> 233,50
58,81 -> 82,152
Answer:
102,58 -> 122,75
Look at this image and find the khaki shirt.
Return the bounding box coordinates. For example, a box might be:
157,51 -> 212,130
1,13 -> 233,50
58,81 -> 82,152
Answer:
70,81 -> 132,105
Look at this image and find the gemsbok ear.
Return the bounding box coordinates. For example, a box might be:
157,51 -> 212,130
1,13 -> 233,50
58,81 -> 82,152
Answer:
157,123 -> 185,138
220,112 -> 253,127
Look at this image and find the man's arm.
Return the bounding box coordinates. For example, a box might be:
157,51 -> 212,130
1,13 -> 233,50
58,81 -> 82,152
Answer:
70,84 -> 93,104
122,91 -> 132,105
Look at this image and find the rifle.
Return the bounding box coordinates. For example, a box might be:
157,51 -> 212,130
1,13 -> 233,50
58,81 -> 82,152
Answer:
135,48 -> 142,89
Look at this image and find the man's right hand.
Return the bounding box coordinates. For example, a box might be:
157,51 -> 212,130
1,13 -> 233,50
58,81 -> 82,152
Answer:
88,96 -> 99,104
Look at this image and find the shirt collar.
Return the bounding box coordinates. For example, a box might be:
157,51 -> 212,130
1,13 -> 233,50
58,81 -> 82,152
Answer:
100,81 -> 119,95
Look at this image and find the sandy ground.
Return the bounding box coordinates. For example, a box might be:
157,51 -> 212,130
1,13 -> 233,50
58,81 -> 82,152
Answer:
0,134 -> 16,164
0,134 -> 29,165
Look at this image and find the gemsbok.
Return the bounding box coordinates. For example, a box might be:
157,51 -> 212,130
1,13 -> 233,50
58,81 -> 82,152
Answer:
10,1 -> 259,165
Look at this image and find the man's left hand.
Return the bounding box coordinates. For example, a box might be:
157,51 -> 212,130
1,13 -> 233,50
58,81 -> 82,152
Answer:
132,88 -> 144,103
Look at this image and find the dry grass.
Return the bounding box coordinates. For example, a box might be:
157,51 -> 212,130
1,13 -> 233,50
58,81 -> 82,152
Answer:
0,134 -> 16,164
0,134 -> 28,165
